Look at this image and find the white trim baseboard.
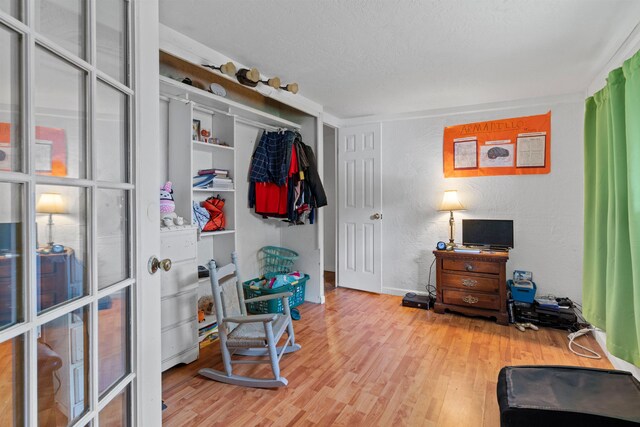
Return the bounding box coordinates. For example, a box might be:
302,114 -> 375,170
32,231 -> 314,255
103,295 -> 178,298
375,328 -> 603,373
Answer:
594,330 -> 640,380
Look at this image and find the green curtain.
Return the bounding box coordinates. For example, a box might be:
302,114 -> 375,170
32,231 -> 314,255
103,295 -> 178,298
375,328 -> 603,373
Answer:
584,49 -> 640,366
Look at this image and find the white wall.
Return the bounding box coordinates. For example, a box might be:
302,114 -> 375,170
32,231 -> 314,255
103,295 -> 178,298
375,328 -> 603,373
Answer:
322,125 -> 336,272
379,98 -> 586,302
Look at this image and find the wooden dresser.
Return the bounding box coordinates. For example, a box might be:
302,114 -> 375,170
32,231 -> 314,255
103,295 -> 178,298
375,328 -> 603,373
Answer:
433,250 -> 509,325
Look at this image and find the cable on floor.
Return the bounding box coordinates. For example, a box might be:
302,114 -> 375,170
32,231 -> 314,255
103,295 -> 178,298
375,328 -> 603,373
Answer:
567,328 -> 602,359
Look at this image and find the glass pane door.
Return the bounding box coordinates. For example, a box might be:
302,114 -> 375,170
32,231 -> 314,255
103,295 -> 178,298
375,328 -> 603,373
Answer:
0,1 -> 135,425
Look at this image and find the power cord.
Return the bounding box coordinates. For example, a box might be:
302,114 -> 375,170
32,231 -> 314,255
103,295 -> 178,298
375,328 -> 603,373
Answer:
425,257 -> 436,299
567,327 -> 601,359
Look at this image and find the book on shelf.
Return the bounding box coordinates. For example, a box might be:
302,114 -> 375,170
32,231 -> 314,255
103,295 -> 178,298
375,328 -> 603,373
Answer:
198,168 -> 229,177
199,334 -> 219,349
199,321 -> 218,333
193,174 -> 233,187
193,174 -> 214,188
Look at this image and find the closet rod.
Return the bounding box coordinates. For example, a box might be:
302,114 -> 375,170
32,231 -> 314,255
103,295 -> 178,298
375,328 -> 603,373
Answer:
235,116 -> 301,132
162,93 -> 231,117
193,105 -> 221,116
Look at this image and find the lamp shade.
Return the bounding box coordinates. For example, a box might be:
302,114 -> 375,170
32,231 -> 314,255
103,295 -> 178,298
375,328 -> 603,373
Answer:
439,190 -> 465,211
36,193 -> 66,214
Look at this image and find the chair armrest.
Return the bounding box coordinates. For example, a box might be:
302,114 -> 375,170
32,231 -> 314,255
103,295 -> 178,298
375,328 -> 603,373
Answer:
223,314 -> 277,324
245,292 -> 293,304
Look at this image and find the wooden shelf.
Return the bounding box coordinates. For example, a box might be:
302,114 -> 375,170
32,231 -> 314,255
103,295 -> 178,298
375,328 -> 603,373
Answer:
200,230 -> 235,238
193,187 -> 235,193
192,140 -> 234,151
160,75 -> 301,130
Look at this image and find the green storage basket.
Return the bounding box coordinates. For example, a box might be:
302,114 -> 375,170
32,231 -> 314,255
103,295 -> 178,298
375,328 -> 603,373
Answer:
243,274 -> 308,314
259,246 -> 298,278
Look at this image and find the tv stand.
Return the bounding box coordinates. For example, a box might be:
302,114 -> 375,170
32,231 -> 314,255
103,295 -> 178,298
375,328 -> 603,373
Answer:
433,250 -> 509,325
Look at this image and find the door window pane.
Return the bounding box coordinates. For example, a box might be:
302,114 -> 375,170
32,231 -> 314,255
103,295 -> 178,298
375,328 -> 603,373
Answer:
0,182 -> 23,330
0,0 -> 20,20
99,386 -> 129,427
38,307 -> 89,426
0,24 -> 21,172
97,0 -> 127,84
97,189 -> 129,289
36,185 -> 87,313
0,335 -> 25,426
35,47 -> 87,179
96,82 -> 128,182
98,288 -> 129,395
35,0 -> 86,59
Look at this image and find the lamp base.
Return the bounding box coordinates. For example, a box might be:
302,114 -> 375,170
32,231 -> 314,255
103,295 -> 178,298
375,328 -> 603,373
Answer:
445,242 -> 458,251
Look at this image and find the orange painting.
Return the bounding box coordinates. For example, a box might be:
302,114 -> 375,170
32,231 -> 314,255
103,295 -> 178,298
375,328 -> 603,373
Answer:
0,123 -> 67,176
443,112 -> 551,178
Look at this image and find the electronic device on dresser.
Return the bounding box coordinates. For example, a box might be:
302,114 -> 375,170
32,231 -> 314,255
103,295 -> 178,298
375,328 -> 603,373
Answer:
462,219 -> 514,250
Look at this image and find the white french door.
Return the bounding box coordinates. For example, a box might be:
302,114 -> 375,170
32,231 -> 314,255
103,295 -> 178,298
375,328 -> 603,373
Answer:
337,123 -> 382,293
0,1 -> 160,425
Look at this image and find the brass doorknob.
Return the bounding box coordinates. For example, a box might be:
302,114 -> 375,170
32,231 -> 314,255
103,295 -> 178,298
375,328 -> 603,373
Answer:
372,212 -> 382,220
148,256 -> 172,274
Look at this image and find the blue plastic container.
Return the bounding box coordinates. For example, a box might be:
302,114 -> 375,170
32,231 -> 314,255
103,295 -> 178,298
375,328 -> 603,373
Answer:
508,279 -> 537,304
243,274 -> 308,314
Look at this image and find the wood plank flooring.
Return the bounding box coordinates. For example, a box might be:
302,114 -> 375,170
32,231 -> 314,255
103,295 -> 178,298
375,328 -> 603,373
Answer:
162,286 -> 611,426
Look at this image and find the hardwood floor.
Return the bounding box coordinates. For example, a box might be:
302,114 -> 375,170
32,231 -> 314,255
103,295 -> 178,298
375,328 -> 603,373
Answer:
324,271 -> 336,293
162,286 -> 611,426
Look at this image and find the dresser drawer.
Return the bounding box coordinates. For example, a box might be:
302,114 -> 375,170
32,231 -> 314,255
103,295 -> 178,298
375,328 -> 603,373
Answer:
161,262 -> 198,298
161,320 -> 198,362
161,291 -> 197,330
0,258 -> 18,276
161,228 -> 197,264
442,289 -> 500,310
442,259 -> 500,275
441,272 -> 499,293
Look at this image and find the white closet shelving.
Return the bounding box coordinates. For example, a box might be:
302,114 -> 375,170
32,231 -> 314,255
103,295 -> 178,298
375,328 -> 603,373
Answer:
161,76 -> 305,339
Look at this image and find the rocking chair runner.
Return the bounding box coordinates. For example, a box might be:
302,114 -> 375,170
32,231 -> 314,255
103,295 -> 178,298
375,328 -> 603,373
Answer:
198,253 -> 301,388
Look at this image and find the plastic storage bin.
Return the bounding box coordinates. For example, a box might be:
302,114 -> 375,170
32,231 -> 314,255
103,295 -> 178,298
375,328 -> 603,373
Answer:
243,274 -> 308,314
259,246 -> 298,278
508,279 -> 537,303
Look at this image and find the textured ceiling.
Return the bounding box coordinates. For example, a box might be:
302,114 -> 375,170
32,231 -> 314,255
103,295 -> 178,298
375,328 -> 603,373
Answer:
160,0 -> 640,118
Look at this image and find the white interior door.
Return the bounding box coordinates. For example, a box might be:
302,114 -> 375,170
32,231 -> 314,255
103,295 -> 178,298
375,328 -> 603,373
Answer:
134,1 -> 162,425
337,123 -> 382,293
0,1 -> 160,425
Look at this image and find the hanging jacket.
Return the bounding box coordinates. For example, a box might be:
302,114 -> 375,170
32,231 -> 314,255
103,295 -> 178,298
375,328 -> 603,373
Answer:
254,147 -> 298,218
299,142 -> 327,207
249,130 -> 296,185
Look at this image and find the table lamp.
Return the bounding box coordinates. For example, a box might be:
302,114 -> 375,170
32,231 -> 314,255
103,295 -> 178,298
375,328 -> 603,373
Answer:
438,190 -> 465,249
36,193 -> 66,247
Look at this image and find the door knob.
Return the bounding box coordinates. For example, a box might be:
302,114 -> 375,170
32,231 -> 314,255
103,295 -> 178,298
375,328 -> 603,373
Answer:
148,256 -> 172,274
372,212 -> 382,220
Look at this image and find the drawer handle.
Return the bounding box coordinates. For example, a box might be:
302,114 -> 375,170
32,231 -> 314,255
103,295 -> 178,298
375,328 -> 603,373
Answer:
462,279 -> 478,287
465,263 -> 474,271
462,295 -> 479,304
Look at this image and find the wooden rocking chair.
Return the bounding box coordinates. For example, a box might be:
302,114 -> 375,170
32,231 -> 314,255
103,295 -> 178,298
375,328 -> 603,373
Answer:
198,253 -> 301,388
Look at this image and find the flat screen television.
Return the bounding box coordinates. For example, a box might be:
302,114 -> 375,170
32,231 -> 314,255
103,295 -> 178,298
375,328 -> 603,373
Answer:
0,223 -> 19,255
462,219 -> 514,249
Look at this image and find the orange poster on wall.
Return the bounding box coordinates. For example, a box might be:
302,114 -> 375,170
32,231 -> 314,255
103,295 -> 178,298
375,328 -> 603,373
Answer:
443,111 -> 551,178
